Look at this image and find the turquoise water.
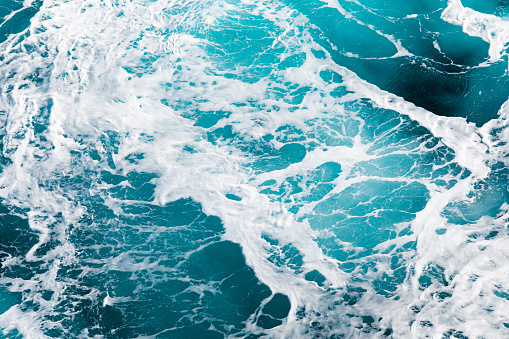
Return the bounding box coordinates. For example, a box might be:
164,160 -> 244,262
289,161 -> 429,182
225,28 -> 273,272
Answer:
0,0 -> 508,337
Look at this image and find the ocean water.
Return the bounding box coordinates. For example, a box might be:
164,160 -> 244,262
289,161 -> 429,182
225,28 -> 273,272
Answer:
0,0 -> 508,337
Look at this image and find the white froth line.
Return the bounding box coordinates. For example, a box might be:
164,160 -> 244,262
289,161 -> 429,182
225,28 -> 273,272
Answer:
0,1 -> 36,31
319,0 -> 349,17
277,12 -> 493,179
321,0 -> 413,59
442,0 -> 509,62
317,0 -> 508,168
334,66 -> 491,179
254,143 -> 372,186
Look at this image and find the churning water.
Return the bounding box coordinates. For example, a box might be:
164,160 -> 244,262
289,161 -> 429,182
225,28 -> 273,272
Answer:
0,0 -> 509,337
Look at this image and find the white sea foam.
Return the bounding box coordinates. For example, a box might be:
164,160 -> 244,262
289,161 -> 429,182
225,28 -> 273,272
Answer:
0,0 -> 507,337
322,0 -> 413,59
442,0 -> 509,62
0,306 -> 49,338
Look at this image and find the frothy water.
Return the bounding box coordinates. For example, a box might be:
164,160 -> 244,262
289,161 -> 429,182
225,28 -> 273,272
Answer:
0,0 -> 509,337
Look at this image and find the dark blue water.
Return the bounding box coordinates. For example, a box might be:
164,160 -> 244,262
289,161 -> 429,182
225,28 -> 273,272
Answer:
0,0 -> 508,338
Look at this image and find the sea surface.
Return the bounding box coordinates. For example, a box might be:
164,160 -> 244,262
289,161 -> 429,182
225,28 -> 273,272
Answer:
0,0 -> 508,337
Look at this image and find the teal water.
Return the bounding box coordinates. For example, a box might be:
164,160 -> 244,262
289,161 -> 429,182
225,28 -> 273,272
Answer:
0,0 -> 508,338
